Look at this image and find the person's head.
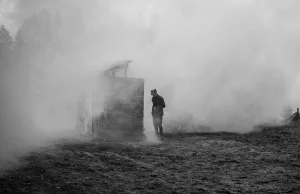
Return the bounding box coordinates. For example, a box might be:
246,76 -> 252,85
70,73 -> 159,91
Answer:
151,89 -> 158,97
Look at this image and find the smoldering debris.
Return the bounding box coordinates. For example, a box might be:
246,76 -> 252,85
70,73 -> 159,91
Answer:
163,111 -> 211,134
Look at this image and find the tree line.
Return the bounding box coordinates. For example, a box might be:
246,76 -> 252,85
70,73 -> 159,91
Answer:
0,9 -> 88,131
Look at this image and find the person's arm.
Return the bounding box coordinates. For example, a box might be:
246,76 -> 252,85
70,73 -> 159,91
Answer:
151,97 -> 155,116
152,97 -> 154,108
157,97 -> 165,109
161,97 -> 166,108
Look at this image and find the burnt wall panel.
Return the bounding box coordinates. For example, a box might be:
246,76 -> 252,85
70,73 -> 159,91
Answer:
93,76 -> 144,139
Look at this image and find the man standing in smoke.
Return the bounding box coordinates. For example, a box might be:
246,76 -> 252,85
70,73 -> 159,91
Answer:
151,89 -> 166,140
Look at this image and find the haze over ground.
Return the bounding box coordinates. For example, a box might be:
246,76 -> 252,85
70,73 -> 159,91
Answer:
1,0 -> 300,169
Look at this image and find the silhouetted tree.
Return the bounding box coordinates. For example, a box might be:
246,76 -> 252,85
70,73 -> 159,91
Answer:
0,25 -> 13,45
0,25 -> 13,71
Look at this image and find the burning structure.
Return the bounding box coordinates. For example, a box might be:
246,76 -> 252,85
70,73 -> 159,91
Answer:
77,60 -> 145,141
278,108 -> 300,125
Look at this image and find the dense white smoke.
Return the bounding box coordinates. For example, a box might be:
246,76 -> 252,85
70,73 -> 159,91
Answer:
1,0 -> 300,170
117,0 -> 300,132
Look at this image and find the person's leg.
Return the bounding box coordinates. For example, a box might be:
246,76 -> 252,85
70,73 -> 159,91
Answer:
158,116 -> 164,139
154,125 -> 159,136
159,125 -> 163,135
153,117 -> 159,137
158,125 -> 163,139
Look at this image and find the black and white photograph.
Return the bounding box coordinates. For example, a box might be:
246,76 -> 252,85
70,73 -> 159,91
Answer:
0,0 -> 300,193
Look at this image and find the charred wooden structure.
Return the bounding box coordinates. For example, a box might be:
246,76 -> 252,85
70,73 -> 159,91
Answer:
78,60 -> 145,141
278,108 -> 300,125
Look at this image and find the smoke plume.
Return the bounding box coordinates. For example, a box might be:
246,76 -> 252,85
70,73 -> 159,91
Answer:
1,0 -> 300,170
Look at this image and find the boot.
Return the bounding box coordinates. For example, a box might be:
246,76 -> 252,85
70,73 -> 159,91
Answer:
160,134 -> 164,140
159,126 -> 164,140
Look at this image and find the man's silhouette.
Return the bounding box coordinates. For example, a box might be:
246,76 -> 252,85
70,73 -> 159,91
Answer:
151,89 -> 166,140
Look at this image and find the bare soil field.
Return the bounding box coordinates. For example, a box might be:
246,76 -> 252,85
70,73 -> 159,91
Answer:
1,126 -> 300,194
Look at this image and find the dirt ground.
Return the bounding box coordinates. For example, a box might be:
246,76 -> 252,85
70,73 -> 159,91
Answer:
1,126 -> 300,194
